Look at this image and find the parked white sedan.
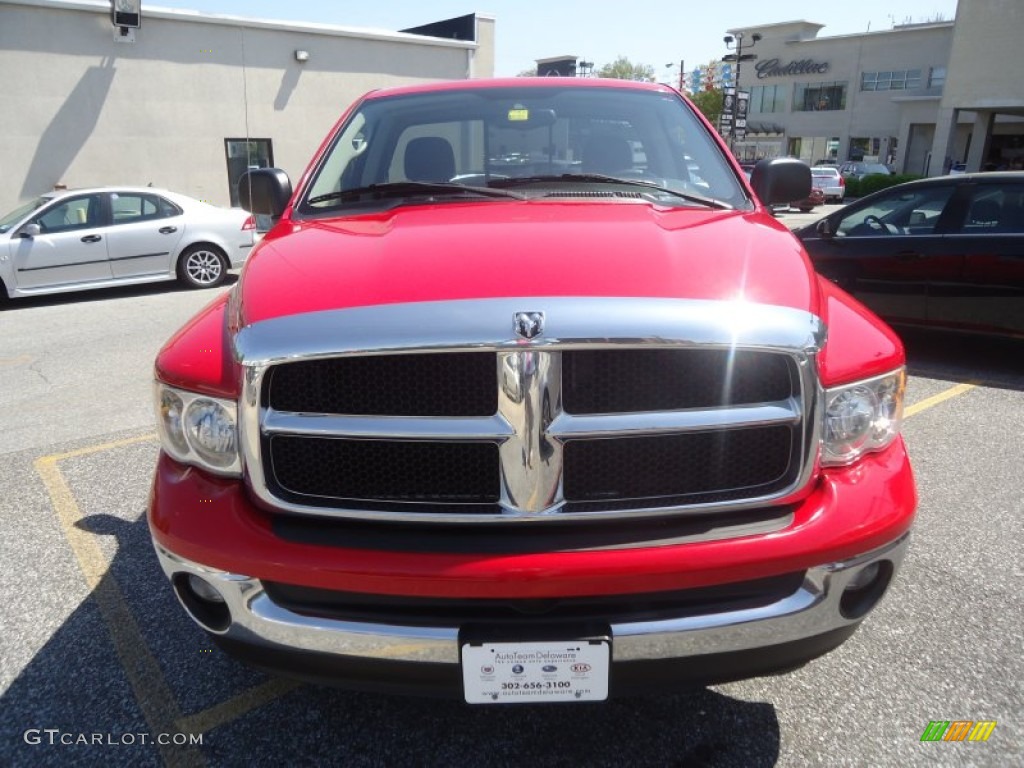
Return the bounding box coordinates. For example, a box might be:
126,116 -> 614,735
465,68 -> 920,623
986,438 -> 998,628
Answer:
0,187 -> 257,301
810,166 -> 846,203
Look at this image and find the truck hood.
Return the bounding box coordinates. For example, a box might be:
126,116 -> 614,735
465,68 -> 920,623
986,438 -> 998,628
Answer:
237,201 -> 818,327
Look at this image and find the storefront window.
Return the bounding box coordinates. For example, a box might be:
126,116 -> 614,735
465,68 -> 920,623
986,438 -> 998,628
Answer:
749,85 -> 785,113
849,137 -> 871,160
793,82 -> 847,112
788,136 -> 839,165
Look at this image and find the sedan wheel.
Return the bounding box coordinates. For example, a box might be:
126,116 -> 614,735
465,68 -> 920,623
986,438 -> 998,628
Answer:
178,246 -> 228,289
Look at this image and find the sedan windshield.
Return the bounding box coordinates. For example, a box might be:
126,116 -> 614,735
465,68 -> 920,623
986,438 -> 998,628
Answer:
299,84 -> 748,215
0,197 -> 48,234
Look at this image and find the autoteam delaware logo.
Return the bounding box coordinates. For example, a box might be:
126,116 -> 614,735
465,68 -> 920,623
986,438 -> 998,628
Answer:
920,720 -> 997,742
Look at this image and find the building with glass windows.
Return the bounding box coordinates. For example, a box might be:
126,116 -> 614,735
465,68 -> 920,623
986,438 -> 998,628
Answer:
729,0 -> 1024,176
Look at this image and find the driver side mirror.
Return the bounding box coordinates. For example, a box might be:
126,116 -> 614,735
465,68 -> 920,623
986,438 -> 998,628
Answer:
815,218 -> 834,239
238,168 -> 293,219
19,223 -> 41,238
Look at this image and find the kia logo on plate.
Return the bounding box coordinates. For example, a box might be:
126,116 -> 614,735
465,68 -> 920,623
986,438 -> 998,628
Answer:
481,665 -> 494,675
571,663 -> 592,673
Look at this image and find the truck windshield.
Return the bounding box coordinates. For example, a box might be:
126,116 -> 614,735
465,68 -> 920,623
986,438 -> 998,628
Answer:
299,84 -> 748,214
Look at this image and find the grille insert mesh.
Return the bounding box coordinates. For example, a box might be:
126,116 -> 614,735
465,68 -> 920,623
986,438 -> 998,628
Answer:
563,349 -> 793,414
563,427 -> 794,502
267,353 -> 496,416
270,436 -> 500,504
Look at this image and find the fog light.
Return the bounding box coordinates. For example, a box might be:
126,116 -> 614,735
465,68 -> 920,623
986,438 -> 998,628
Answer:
839,560 -> 893,620
846,562 -> 881,591
188,574 -> 225,604
174,573 -> 231,632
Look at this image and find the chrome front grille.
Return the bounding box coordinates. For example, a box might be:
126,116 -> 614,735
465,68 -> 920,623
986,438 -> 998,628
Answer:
236,297 -> 825,523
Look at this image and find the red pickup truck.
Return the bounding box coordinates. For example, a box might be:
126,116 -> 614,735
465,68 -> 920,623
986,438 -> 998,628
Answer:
149,78 -> 915,704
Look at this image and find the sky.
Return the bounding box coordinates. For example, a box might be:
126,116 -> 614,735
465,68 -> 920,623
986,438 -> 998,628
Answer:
146,0 -> 961,80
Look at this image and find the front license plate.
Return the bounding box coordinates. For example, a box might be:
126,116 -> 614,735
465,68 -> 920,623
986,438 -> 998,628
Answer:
461,639 -> 610,704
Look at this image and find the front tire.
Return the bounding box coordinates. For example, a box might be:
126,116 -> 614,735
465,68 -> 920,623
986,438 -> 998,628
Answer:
177,245 -> 228,289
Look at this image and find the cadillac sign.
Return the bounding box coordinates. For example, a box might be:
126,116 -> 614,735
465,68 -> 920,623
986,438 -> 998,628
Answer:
755,58 -> 830,79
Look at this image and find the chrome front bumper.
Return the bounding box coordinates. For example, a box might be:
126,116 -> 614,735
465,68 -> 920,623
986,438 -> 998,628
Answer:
155,534 -> 908,666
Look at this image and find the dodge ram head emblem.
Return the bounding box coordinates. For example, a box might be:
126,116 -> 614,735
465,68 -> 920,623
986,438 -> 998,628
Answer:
514,311 -> 545,339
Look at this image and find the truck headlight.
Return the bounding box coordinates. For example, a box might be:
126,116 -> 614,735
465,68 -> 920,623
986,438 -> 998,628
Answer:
155,382 -> 241,476
822,368 -> 905,467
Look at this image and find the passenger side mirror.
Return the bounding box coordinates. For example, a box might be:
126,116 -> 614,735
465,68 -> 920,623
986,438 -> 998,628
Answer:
815,218 -> 834,239
19,223 -> 41,238
750,158 -> 811,207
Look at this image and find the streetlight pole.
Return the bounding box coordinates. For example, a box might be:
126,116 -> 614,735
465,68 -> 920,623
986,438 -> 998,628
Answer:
722,32 -> 761,152
664,60 -> 685,91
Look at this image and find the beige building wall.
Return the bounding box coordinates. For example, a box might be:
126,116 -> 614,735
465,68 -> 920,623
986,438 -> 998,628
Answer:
928,0 -> 1024,172
943,0 -> 1024,111
0,1 -> 490,212
473,15 -> 496,79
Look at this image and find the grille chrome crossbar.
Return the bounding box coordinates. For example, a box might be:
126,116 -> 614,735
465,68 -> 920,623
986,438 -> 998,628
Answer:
237,297 -> 825,524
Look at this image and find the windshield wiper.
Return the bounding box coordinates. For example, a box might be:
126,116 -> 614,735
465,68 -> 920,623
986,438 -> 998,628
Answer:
307,181 -> 524,206
488,174 -> 733,210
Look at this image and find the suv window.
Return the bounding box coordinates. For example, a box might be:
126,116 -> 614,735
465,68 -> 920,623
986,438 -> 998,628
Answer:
961,185 -> 1024,234
836,185 -> 955,237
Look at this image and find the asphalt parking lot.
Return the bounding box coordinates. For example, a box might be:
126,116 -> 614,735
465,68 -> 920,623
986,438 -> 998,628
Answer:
1,244 -> 1022,766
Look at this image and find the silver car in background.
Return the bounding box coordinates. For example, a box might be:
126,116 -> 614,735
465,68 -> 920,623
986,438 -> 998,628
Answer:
0,187 -> 257,301
839,161 -> 894,181
811,166 -> 846,203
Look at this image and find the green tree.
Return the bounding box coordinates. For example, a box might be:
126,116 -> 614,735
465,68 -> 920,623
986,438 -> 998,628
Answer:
689,88 -> 724,127
597,56 -> 655,82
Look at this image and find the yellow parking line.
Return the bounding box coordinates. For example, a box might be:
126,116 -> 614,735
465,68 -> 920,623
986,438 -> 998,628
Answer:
176,641 -> 447,734
904,382 -> 977,419
35,443 -> 204,768
36,434 -> 304,751
43,432 -> 158,462
175,679 -> 302,735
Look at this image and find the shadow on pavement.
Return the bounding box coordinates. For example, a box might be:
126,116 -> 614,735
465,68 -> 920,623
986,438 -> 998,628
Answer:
899,328 -> 1024,391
